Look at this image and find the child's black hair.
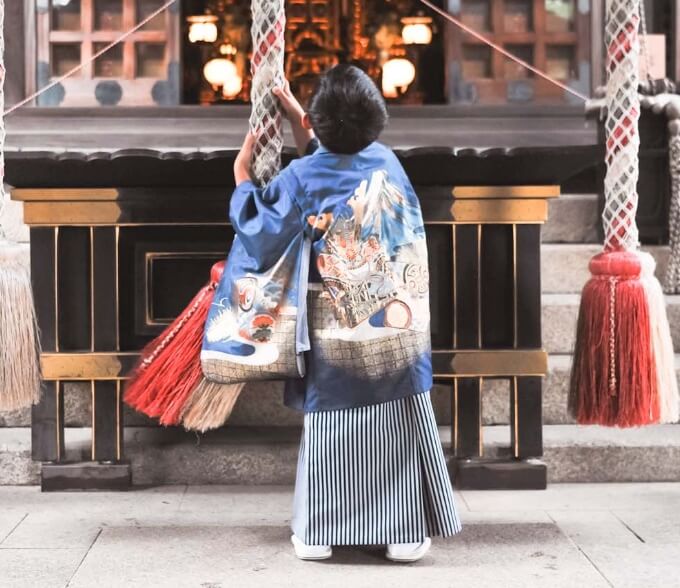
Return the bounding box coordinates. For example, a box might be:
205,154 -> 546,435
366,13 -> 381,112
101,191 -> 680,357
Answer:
308,64 -> 388,155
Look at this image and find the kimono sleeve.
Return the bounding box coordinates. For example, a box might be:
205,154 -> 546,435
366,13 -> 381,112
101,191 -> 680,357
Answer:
229,168 -> 304,271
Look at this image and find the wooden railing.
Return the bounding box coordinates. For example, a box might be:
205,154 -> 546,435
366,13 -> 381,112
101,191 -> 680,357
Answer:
8,147 -> 577,491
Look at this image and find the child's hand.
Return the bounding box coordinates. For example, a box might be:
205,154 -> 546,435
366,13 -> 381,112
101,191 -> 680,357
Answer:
273,81 -> 305,124
273,80 -> 315,157
234,131 -> 257,186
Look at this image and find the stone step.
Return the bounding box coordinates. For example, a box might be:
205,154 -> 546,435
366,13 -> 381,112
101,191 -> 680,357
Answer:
2,423 -> 680,485
541,243 -> 670,294
543,193 -> 599,244
543,293 -> 680,354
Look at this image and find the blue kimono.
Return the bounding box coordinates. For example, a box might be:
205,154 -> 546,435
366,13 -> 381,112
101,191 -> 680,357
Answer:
200,140 -> 432,412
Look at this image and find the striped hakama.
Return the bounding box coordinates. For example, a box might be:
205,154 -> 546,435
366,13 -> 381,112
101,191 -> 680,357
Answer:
291,390 -> 462,546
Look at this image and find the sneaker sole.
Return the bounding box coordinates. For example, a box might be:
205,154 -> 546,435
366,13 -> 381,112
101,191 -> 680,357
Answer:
386,538 -> 431,562
291,535 -> 332,560
294,551 -> 333,561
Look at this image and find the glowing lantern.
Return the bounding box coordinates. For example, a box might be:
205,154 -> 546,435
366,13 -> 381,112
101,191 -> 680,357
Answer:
221,73 -> 244,99
401,16 -> 433,45
382,58 -> 416,98
187,14 -> 219,43
203,58 -> 243,98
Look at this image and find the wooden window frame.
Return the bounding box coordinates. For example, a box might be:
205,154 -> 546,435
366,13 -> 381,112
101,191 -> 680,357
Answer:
27,0 -> 178,106
449,0 -> 591,104
44,1 -> 168,79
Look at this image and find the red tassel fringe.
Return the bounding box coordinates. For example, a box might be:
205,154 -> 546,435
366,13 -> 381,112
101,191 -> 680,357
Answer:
569,251 -> 659,427
124,262 -> 224,426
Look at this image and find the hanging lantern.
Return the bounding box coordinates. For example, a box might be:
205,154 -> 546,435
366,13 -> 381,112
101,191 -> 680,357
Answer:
221,72 -> 243,99
187,14 -> 219,43
204,57 -> 236,85
401,16 -> 433,45
382,57 -> 416,98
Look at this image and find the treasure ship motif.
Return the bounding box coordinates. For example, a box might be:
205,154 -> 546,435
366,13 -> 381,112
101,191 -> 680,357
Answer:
315,170 -> 429,330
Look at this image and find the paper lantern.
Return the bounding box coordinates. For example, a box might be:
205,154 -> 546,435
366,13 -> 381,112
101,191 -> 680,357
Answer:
401,16 -> 433,45
187,15 -> 219,43
382,58 -> 416,97
203,57 -> 237,86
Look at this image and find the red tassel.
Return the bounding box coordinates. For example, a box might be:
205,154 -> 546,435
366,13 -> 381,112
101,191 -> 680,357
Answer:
124,262 -> 224,426
569,250 -> 659,427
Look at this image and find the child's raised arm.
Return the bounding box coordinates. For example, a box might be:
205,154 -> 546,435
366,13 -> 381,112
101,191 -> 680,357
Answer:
230,131 -> 303,271
273,81 -> 315,157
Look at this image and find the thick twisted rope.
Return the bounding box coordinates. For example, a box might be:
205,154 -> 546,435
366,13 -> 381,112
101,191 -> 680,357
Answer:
249,0 -> 286,186
602,0 -> 641,251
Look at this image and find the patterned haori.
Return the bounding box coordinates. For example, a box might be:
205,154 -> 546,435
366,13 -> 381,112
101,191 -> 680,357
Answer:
201,140 -> 433,412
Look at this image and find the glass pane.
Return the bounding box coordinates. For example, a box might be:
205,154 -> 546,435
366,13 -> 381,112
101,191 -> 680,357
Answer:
137,0 -> 166,30
95,0 -> 123,30
504,0 -> 533,33
545,0 -> 575,32
136,43 -> 166,77
546,45 -> 577,79
462,45 -> 492,78
504,45 -> 533,79
52,0 -> 81,31
51,43 -> 81,76
94,43 -> 123,77
461,0 -> 491,32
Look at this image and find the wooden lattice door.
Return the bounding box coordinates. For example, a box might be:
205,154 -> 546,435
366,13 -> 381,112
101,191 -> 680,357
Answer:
450,0 -> 591,103
36,0 -> 180,106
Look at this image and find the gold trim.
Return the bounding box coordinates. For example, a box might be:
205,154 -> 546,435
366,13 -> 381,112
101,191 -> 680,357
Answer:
21,222 -> 233,228
24,202 -> 122,225
428,220 -> 545,226
91,380 -> 96,461
476,224 -> 482,349
453,185 -> 560,199
24,221 -> 550,228
12,188 -> 119,201
115,226 -> 120,352
54,227 -> 59,353
116,380 -> 122,461
513,224 -> 518,348
513,376 -> 519,458
39,349 -> 548,380
90,226 -> 95,352
433,349 -> 548,377
452,225 -> 457,349
453,380 -> 458,455
14,186 -> 559,202
478,377 -> 484,457
452,200 -> 548,223
55,381 -> 62,462
41,352 -> 137,380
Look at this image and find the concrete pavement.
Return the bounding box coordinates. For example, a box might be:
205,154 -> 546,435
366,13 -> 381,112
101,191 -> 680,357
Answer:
1,483 -> 680,588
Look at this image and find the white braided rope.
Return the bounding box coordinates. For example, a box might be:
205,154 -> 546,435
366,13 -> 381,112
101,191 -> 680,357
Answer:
602,0 -> 641,251
249,0 -> 285,186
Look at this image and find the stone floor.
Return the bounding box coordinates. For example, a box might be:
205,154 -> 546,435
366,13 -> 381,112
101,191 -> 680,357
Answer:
1,483 -> 680,588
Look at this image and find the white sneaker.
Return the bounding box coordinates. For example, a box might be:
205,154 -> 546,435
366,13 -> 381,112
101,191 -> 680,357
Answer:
291,534 -> 332,560
386,537 -> 431,562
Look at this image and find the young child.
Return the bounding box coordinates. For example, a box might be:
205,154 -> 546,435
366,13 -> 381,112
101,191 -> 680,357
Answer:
231,64 -> 461,562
